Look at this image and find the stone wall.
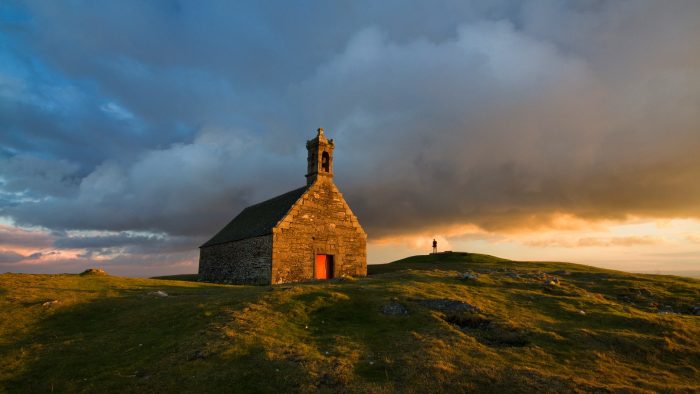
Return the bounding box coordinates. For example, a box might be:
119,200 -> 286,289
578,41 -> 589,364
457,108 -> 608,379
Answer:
271,178 -> 367,284
198,235 -> 272,285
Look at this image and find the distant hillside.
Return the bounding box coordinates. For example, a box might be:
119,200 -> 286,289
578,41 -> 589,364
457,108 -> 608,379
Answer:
1,252 -> 698,392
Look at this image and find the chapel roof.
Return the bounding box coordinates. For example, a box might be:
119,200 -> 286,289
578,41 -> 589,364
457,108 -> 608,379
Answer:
200,186 -> 307,248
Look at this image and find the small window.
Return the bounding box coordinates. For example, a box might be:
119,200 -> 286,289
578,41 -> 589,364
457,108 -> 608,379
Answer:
321,151 -> 330,172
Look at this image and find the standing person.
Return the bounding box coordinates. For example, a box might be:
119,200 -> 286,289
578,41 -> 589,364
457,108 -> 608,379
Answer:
432,239 -> 437,254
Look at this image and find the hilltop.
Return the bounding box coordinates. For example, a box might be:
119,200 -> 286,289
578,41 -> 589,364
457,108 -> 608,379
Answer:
1,252 -> 698,392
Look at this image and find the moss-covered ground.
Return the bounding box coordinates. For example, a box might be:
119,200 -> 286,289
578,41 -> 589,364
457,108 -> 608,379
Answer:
1,252 -> 698,393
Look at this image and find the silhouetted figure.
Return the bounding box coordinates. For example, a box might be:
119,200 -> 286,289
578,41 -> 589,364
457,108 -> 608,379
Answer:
432,239 -> 437,254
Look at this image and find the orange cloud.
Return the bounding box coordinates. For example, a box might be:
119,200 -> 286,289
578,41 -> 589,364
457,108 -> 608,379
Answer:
525,235 -> 665,248
369,223 -> 485,250
685,234 -> 700,244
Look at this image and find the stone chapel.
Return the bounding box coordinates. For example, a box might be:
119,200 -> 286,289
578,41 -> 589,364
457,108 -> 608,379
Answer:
198,128 -> 367,285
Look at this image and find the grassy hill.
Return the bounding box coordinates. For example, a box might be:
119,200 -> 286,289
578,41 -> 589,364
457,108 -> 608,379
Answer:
1,252 -> 698,393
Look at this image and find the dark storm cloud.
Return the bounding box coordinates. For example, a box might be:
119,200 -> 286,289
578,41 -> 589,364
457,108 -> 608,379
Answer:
54,233 -> 162,249
1,0 -> 699,253
0,250 -> 24,263
0,224 -> 53,248
5,129 -> 303,239
55,232 -> 198,255
0,44 -> 194,168
0,155 -> 79,198
0,249 -> 45,263
291,5 -> 700,236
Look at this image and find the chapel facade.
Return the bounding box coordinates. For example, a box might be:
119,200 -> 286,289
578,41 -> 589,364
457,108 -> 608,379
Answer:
198,128 -> 367,285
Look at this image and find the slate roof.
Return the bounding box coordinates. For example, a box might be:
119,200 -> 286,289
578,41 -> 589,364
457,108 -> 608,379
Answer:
200,186 -> 307,248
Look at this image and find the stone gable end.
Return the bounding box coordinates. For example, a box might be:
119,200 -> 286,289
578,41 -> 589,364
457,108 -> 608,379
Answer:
271,178 -> 367,284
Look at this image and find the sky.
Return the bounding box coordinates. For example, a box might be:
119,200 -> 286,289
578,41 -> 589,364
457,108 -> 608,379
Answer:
1,1 -> 699,277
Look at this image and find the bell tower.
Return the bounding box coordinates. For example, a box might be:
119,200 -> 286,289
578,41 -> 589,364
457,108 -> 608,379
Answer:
306,128 -> 335,186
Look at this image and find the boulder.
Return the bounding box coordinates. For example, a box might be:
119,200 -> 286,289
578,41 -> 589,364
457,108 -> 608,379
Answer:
80,268 -> 107,276
457,272 -> 479,281
381,302 -> 408,316
149,290 -> 169,297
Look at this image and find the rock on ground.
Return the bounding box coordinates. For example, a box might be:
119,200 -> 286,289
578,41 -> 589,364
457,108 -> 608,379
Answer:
80,268 -> 108,276
149,290 -> 169,297
457,272 -> 479,280
381,301 -> 408,315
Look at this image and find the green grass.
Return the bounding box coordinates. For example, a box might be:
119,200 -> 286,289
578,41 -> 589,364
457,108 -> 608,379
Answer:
1,252 -> 698,393
367,252 -> 508,274
151,274 -> 200,282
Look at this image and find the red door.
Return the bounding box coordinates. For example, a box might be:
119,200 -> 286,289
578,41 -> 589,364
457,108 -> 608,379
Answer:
315,255 -> 334,279
315,255 -> 327,279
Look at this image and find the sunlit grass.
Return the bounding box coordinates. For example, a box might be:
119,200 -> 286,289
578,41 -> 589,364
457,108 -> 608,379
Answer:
1,253 -> 698,392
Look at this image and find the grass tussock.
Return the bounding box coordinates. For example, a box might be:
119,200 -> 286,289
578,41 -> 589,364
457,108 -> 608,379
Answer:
0,252 -> 698,393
